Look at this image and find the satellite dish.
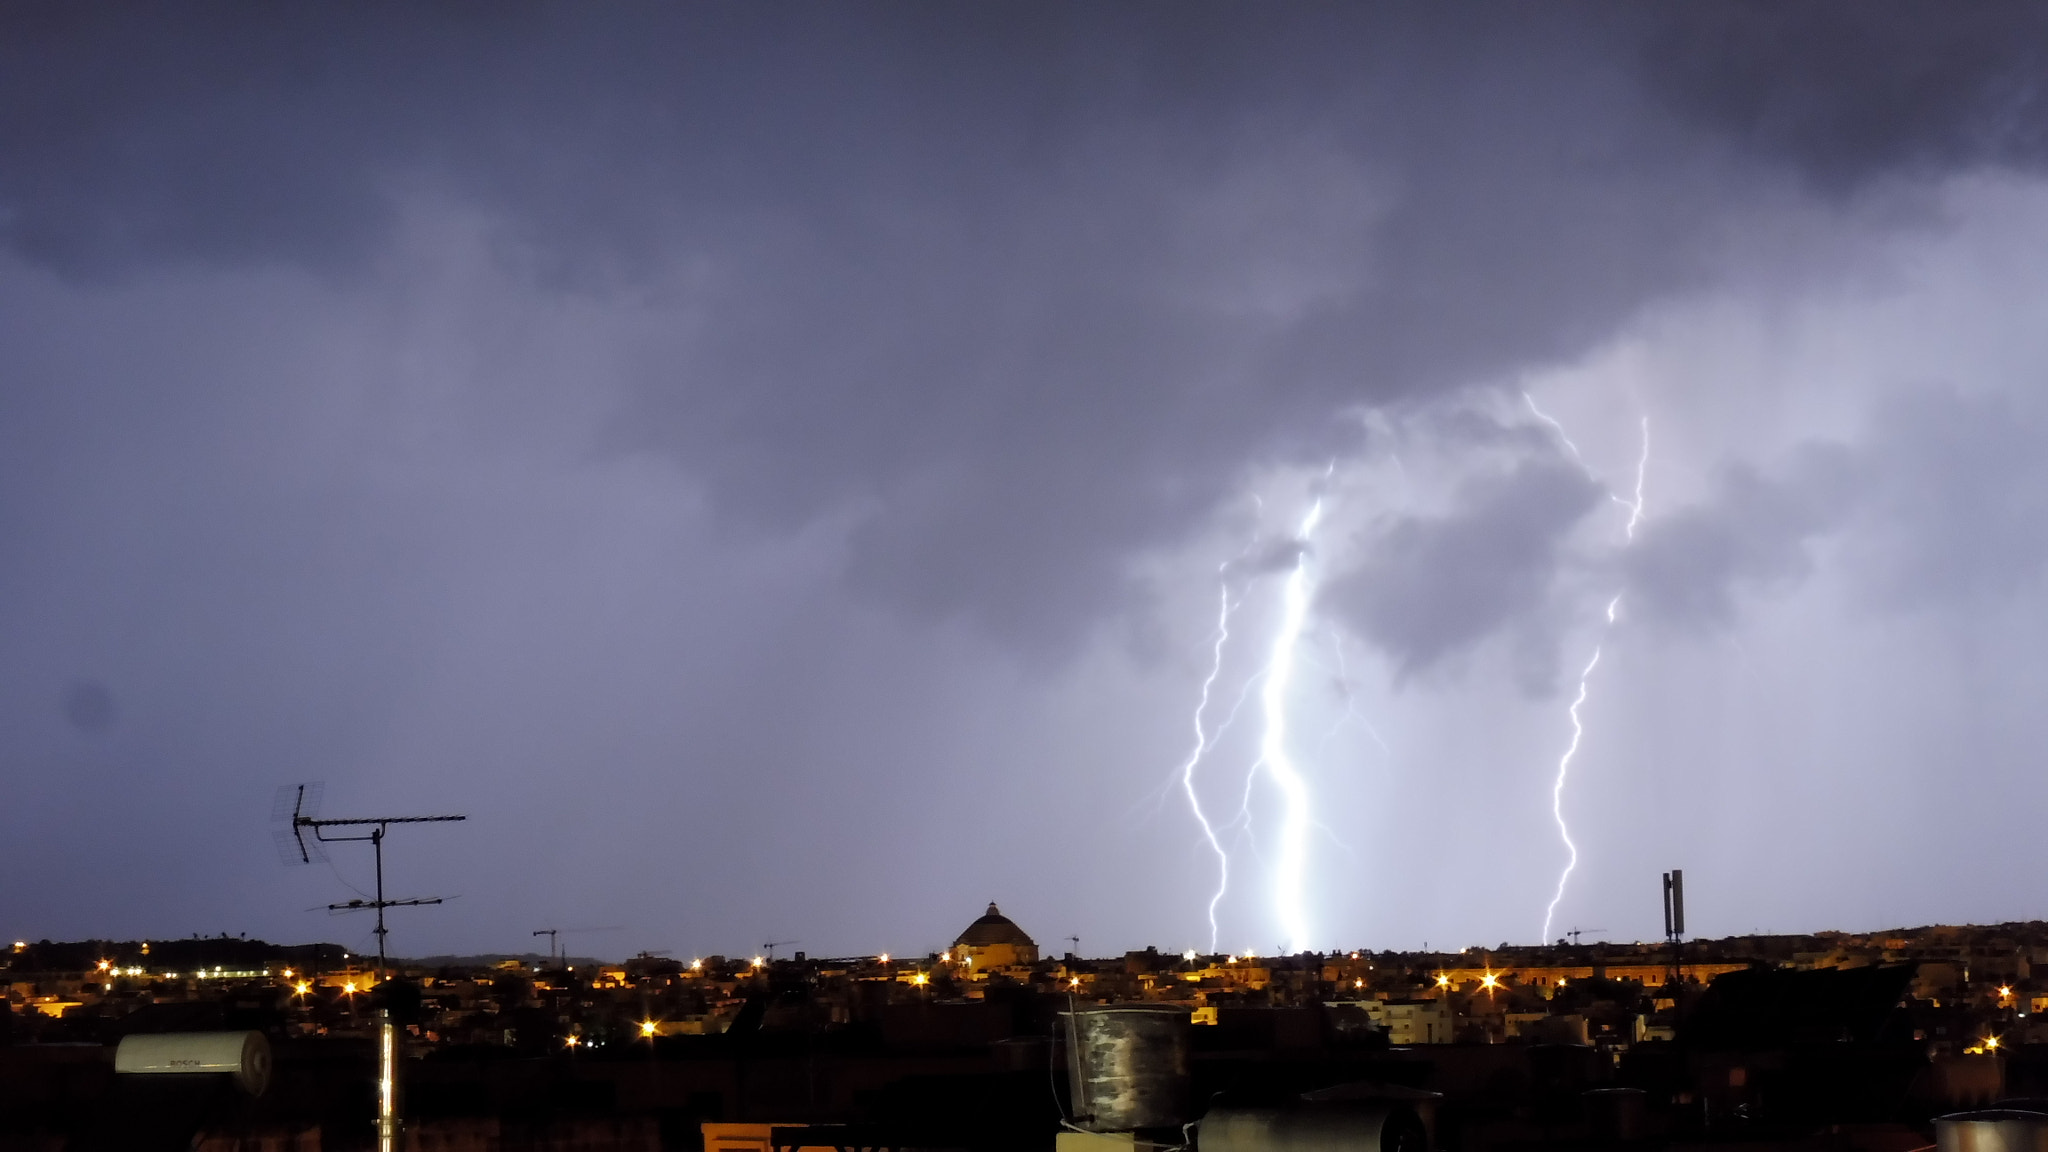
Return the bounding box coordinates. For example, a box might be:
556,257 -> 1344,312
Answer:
270,783 -> 326,865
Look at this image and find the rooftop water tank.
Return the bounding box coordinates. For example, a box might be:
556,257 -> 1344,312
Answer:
114,1031 -> 272,1096
1200,1101 -> 1429,1152
1062,1004 -> 1189,1131
1936,1110 -> 2048,1152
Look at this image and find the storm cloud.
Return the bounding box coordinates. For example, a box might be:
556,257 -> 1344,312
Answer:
4,3 -> 2048,957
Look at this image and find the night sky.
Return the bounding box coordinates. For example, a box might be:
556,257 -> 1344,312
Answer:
6,3 -> 2048,962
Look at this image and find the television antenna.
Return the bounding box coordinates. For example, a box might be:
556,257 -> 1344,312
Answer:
273,783 -> 465,981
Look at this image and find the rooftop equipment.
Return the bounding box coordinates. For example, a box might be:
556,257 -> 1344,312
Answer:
1199,1101 -> 1428,1152
1061,1003 -> 1190,1132
272,782 -> 466,980
1935,1109 -> 2048,1152
114,1031 -> 272,1096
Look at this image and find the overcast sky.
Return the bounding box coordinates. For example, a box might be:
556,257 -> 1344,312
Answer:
6,2 -> 2048,961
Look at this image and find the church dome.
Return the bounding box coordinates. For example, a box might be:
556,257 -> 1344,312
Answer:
954,902 -> 1035,949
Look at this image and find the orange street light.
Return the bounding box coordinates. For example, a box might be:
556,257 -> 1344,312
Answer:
639,1020 -> 658,1038
293,982 -> 312,997
911,972 -> 929,986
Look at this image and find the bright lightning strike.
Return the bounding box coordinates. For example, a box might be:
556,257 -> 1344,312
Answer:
1534,406 -> 1651,946
1179,476 -> 1337,957
1177,578 -> 1239,953
1260,493 -> 1327,955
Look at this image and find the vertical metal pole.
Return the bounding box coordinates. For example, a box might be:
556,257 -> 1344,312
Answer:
376,1007 -> 399,1152
373,825 -> 387,983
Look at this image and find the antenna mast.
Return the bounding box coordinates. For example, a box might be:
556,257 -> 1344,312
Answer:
281,785 -> 465,982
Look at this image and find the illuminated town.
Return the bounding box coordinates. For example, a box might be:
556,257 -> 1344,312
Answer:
5,903 -> 2047,1149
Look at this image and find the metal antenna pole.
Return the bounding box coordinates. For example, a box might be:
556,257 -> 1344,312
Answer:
287,802 -> 465,984
374,826 -> 386,980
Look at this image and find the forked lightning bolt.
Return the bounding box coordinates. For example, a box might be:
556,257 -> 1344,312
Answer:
1177,577 -> 1239,954
1260,494 -> 1327,955
1532,400 -> 1649,945
1178,478 -> 1336,956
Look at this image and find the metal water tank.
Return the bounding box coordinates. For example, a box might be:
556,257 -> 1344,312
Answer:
1200,1102 -> 1429,1152
114,1031 -> 272,1096
1062,1004 -> 1189,1131
1936,1110 -> 2048,1152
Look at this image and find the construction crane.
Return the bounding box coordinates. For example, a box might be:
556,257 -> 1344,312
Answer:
531,926 -> 624,967
761,940 -> 798,961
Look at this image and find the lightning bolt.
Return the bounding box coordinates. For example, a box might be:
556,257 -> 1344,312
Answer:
1259,492 -> 1327,954
1178,474 -> 1339,956
1533,402 -> 1649,945
1177,577 -> 1240,954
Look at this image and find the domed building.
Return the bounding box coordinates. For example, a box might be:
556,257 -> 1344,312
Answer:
953,902 -> 1039,970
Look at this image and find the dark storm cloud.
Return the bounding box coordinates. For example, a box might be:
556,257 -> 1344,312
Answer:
1321,458 -> 1604,677
6,3 -> 2048,953
10,3 -> 2038,646
1645,1 -> 2048,192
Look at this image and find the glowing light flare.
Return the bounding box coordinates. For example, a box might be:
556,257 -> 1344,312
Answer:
1480,972 -> 1501,992
293,982 -> 312,996
878,954 -> 890,964
1435,974 -> 1451,989
639,1020 -> 659,1038
912,973 -> 929,986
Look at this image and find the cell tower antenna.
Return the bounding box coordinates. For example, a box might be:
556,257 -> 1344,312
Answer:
1662,868 -> 1686,988
273,783 -> 465,982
